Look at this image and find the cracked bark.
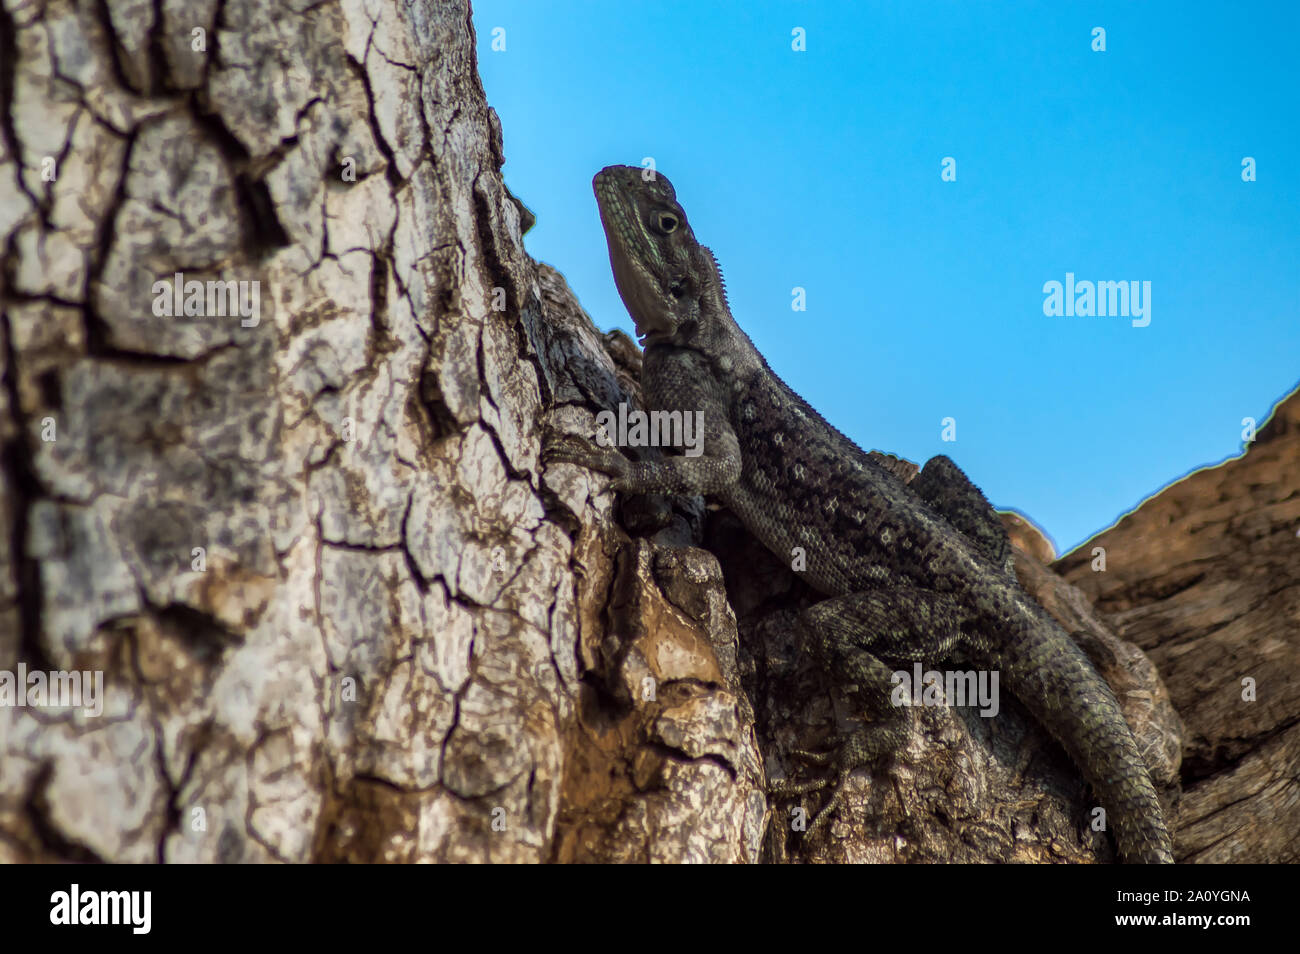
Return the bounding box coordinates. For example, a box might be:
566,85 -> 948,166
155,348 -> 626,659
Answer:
0,0 -> 764,864
1,0 -> 1289,865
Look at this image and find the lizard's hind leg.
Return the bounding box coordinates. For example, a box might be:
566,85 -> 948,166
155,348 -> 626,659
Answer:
768,587 -> 970,838
910,455 -> 1016,577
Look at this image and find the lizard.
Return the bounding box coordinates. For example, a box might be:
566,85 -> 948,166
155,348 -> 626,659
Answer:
546,164 -> 1174,864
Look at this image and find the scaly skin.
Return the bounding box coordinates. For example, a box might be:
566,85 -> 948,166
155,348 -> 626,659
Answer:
548,164 -> 1173,863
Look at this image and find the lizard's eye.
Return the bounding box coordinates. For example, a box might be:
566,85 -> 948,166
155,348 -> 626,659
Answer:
658,213 -> 678,233
668,282 -> 686,299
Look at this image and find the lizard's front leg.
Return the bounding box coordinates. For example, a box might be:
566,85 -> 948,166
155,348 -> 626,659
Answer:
544,376 -> 742,496
544,427 -> 742,495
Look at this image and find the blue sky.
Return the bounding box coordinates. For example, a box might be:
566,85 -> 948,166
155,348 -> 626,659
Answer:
472,1 -> 1299,557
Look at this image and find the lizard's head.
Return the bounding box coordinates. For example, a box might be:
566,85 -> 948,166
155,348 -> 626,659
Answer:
593,165 -> 718,347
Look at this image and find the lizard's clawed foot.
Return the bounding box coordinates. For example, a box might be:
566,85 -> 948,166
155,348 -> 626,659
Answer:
769,760 -> 855,839
768,744 -> 854,839
768,725 -> 903,840
542,429 -> 631,483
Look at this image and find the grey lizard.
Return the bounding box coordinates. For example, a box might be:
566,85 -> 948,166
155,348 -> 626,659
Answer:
546,164 -> 1174,864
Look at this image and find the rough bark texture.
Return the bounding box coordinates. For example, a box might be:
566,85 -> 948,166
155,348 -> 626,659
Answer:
0,0 -> 758,865
0,0 -> 1290,864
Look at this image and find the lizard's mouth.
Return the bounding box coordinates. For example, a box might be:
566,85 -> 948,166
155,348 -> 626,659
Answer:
633,310 -> 680,344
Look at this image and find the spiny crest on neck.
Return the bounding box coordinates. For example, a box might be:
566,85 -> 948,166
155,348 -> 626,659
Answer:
703,246 -> 730,310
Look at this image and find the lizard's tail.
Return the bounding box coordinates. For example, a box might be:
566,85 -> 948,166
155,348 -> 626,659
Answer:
1001,612 -> 1174,864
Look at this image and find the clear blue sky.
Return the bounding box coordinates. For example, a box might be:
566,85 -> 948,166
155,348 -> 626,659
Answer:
472,1 -> 1299,557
